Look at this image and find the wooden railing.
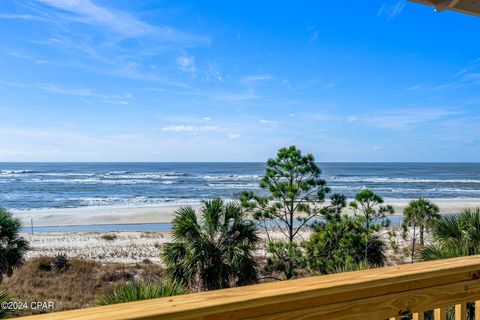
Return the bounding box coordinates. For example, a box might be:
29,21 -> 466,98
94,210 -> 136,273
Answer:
18,255 -> 480,320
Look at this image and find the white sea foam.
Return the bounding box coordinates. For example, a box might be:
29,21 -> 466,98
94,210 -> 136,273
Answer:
27,178 -> 175,185
0,169 -> 36,174
202,174 -> 261,181
328,176 -> 480,184
207,183 -> 259,188
330,185 -> 480,194
15,197 -> 204,211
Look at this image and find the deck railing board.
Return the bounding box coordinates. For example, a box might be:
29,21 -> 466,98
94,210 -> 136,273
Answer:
17,255 -> 480,320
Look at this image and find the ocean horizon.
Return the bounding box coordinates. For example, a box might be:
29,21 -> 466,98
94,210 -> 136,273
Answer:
2,162 -> 480,211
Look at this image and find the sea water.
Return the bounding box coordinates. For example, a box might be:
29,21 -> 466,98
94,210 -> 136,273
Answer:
1,162 -> 480,211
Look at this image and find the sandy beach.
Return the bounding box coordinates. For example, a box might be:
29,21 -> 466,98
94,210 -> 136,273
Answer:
21,231 -> 170,264
14,203 -> 203,227
13,199 -> 480,228
15,199 -> 479,265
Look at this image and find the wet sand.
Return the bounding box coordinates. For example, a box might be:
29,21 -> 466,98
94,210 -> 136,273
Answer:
13,199 -> 480,228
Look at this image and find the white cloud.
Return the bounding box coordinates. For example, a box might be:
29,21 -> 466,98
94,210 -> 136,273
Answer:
241,74 -> 274,84
347,116 -> 357,122
0,13 -> 47,21
378,1 -> 405,21
306,26 -> 318,43
213,90 -> 257,103
228,133 -> 240,139
311,113 -> 331,121
204,63 -> 223,81
36,0 -> 154,37
406,82 -> 461,92
203,117 -> 211,121
259,119 -> 278,127
161,125 -> 218,133
176,55 -> 196,74
33,0 -> 209,44
365,108 -> 457,131
7,49 -> 48,64
2,82 -> 133,105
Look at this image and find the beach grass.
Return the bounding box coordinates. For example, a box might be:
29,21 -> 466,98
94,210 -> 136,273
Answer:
2,257 -> 164,317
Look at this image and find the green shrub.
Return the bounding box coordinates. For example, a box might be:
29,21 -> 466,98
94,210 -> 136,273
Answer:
51,254 -> 70,271
96,281 -> 187,306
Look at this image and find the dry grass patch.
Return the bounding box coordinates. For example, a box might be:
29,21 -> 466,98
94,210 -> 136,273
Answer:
3,257 -> 164,317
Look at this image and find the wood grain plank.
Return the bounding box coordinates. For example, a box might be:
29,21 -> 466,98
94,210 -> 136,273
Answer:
245,279 -> 480,320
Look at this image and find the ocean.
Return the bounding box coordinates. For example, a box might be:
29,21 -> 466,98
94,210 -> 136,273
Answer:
1,162 -> 480,211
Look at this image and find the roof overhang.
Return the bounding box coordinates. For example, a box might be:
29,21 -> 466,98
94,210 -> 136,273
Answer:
409,0 -> 480,16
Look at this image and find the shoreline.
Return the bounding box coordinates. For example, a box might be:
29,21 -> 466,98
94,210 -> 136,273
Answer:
13,198 -> 480,228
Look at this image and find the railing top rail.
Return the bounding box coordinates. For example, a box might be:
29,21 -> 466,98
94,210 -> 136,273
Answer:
18,255 -> 480,320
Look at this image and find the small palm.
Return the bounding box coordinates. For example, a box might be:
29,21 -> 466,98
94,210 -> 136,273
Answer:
402,198 -> 440,261
421,208 -> 480,261
162,199 -> 260,291
0,207 -> 29,283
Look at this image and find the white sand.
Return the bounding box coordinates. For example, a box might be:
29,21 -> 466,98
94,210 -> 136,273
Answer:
22,231 -> 171,264
13,199 -> 480,228
388,199 -> 480,215
14,203 -> 202,227
21,229 -> 294,264
18,199 -> 478,265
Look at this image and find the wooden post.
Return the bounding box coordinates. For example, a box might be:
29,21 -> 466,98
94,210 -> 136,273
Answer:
413,312 -> 425,320
455,302 -> 467,320
434,307 -> 446,320
475,300 -> 480,320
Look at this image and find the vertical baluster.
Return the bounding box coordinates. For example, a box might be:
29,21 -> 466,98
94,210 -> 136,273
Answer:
475,301 -> 480,320
455,302 -> 467,320
413,312 -> 424,320
434,307 -> 446,320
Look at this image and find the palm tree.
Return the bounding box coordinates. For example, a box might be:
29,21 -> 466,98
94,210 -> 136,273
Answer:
402,198 -> 440,262
162,199 -> 260,291
0,207 -> 29,283
420,208 -> 480,261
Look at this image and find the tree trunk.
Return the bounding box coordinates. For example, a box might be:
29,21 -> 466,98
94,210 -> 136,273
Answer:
364,218 -> 370,262
411,226 -> 416,263
419,225 -> 425,246
288,201 -> 294,243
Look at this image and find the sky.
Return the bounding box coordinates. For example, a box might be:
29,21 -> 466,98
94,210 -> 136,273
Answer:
0,0 -> 480,162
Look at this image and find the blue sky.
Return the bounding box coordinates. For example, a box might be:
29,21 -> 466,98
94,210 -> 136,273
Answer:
0,0 -> 479,162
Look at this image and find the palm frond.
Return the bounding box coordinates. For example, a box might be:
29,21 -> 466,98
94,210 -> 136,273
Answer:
96,281 -> 187,306
202,198 -> 223,235
163,198 -> 259,291
171,206 -> 201,242
0,290 -> 13,319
